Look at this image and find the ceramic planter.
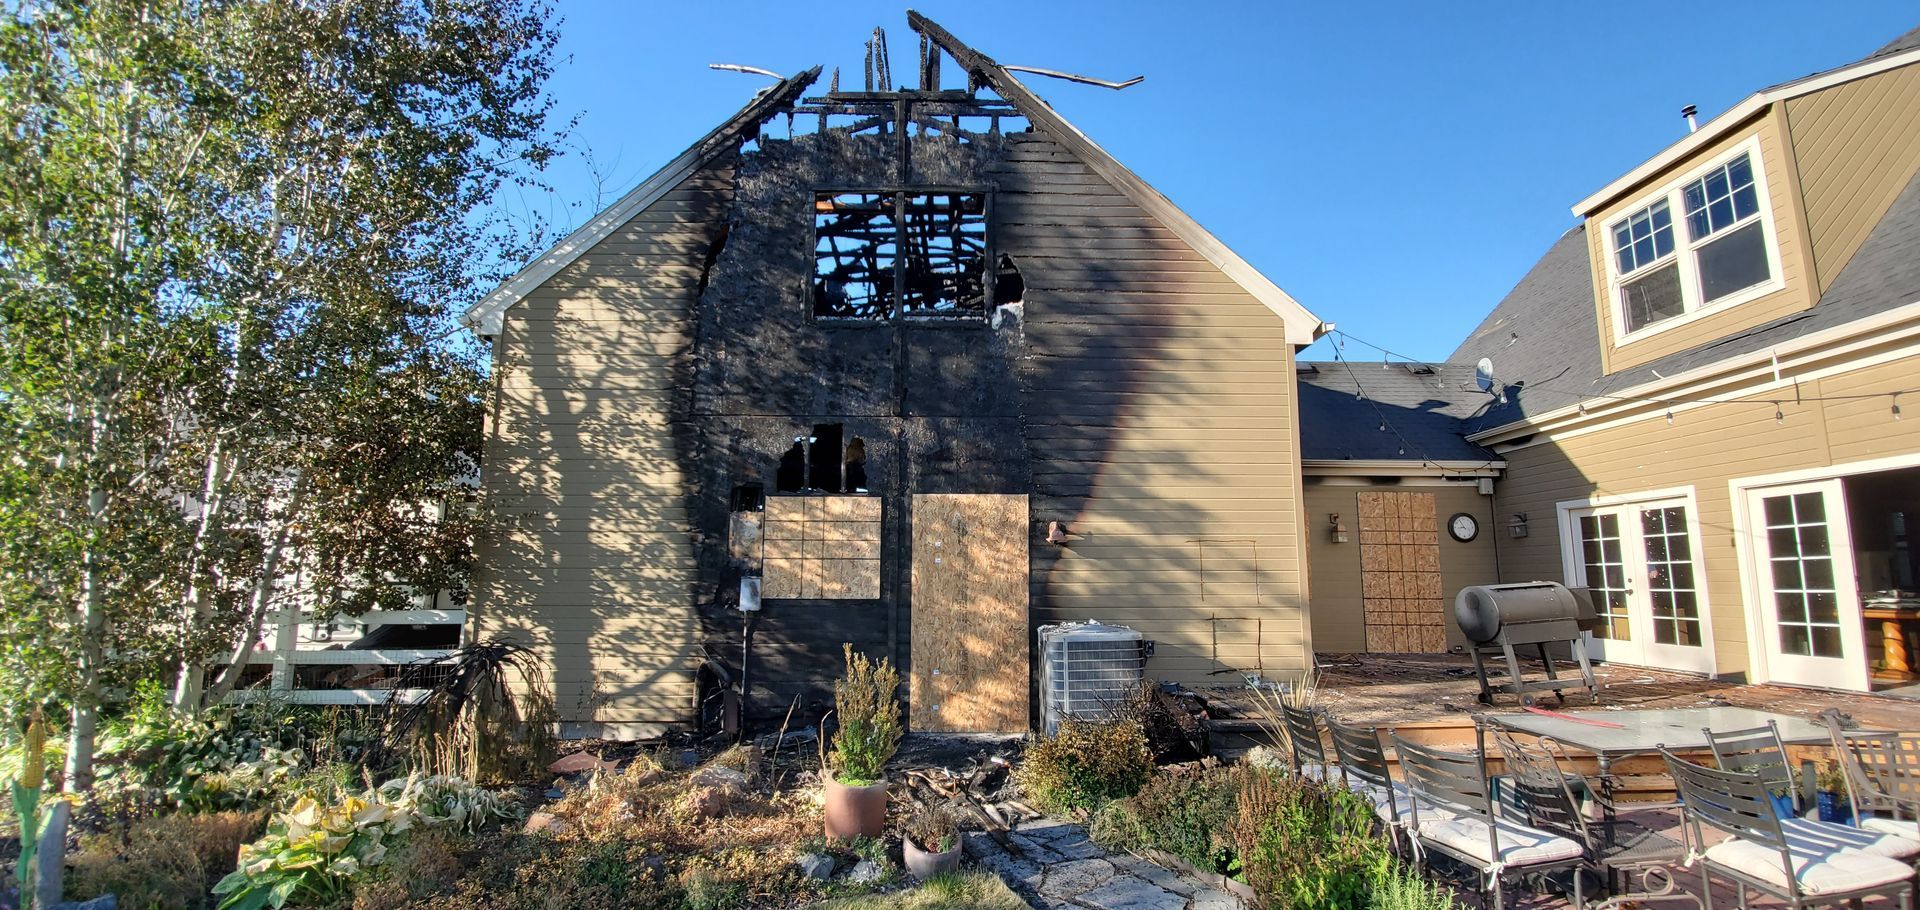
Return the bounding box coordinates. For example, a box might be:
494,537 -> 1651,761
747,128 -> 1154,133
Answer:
823,776 -> 889,839
903,836 -> 962,879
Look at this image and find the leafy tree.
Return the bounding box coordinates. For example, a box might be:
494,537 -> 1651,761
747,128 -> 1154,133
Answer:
0,0 -> 561,788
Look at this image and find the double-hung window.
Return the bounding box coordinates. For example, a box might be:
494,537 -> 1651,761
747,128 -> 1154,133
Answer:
1605,137 -> 1781,339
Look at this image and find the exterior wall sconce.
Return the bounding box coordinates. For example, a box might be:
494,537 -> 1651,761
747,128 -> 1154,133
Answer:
1328,513 -> 1349,544
1509,513 -> 1529,539
1047,520 -> 1070,545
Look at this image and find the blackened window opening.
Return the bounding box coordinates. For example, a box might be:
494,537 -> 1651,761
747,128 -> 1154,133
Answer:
814,191 -> 987,320
808,424 -> 844,493
993,254 -> 1024,305
775,424 -> 873,494
776,442 -> 807,492
844,437 -> 867,492
729,483 -> 765,512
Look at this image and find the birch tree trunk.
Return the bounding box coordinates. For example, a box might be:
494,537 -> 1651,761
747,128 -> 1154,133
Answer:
204,475 -> 308,706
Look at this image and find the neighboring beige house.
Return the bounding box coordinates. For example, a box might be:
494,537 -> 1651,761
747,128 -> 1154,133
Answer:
1434,24 -> 1920,694
463,15 -> 1328,738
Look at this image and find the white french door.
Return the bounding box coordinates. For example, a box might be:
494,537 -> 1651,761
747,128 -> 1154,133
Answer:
1746,480 -> 1868,691
1565,497 -> 1714,674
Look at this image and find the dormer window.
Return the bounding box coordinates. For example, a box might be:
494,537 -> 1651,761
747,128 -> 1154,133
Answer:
1603,137 -> 1783,341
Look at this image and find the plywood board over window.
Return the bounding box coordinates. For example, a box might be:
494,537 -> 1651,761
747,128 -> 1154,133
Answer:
761,496 -> 882,599
910,494 -> 1029,732
1359,491 -> 1446,652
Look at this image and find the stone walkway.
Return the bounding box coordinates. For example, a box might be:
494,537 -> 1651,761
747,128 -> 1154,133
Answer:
963,818 -> 1243,910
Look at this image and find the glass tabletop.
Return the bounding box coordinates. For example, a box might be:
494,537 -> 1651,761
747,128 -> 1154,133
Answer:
1484,706 -> 1831,756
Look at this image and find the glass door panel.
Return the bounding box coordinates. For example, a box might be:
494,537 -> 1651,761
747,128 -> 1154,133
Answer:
1568,498 -> 1713,673
1748,480 -> 1866,691
1638,504 -> 1713,672
1576,512 -> 1638,664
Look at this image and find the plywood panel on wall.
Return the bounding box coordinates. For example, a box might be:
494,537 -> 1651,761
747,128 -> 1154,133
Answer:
1359,491 -> 1447,653
910,494 -> 1029,732
762,495 -> 882,600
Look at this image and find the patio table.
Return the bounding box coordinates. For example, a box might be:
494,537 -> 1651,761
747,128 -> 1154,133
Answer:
1483,706 -> 1831,811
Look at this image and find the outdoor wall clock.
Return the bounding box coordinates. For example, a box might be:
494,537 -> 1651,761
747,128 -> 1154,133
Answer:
1447,512 -> 1480,542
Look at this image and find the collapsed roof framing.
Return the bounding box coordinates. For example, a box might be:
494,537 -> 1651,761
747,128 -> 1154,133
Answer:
463,11 -> 1325,344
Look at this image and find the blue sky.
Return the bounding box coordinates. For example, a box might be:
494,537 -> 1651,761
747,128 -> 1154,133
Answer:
527,1 -> 1916,361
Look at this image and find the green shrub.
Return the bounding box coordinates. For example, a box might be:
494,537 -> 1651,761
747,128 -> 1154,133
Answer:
809,870 -> 1027,910
1370,862 -> 1459,910
1087,799 -> 1147,853
94,684 -> 390,812
1123,767 -> 1243,875
66,810 -> 269,910
1015,717 -> 1153,815
680,847 -> 807,910
829,645 -> 901,785
1232,770 -> 1391,910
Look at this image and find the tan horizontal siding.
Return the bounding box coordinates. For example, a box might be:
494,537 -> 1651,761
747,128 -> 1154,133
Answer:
1785,62 -> 1920,294
473,164 -> 731,728
1491,353 -> 1920,677
1303,483 -> 1498,653
1005,133 -> 1307,684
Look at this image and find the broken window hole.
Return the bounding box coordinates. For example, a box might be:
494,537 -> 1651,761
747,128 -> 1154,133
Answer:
814,191 -> 987,320
729,483 -> 765,513
844,436 -> 868,492
993,254 -> 1023,305
808,423 -> 844,493
776,441 -> 807,493
774,424 -> 872,494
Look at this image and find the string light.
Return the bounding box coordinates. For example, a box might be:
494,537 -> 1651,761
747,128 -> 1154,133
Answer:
1666,409 -> 1674,424
1320,328 -> 1915,424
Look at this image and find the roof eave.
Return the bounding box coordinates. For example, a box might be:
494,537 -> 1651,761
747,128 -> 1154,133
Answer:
1571,46 -> 1920,217
462,67 -> 822,338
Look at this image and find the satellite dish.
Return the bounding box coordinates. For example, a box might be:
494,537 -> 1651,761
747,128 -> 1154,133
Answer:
1474,358 -> 1496,394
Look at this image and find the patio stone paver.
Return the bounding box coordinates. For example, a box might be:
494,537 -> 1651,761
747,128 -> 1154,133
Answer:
964,822 -> 1248,910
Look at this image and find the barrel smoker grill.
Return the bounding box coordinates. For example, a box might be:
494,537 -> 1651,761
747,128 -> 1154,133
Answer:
1453,581 -> 1602,705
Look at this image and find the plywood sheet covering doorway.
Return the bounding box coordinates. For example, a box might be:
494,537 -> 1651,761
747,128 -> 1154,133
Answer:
1359,491 -> 1446,652
910,494 -> 1030,732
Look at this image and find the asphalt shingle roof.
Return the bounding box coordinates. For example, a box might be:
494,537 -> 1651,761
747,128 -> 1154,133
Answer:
1295,361 -> 1498,463
1449,168 -> 1920,433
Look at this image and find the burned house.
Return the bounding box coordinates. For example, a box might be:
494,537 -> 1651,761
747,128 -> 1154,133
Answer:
463,14 -> 1327,737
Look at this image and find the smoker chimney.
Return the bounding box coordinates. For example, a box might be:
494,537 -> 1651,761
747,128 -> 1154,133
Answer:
1682,104 -> 1699,133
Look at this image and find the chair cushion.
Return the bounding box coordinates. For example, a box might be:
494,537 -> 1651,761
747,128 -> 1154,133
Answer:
1412,812 -> 1584,868
1702,836 -> 1914,895
1859,814 -> 1920,843
1779,817 -> 1920,859
1350,780 -> 1415,824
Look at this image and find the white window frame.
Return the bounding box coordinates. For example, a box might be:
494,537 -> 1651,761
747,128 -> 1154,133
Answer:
1601,134 -> 1786,346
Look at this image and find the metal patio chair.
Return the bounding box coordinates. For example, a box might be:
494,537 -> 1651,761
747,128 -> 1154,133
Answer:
1703,720 -> 1799,811
1390,730 -> 1586,910
1821,707 -> 1920,840
1280,702 -> 1331,782
1661,748 -> 1916,910
1489,727 -> 1696,910
1323,714 -> 1409,848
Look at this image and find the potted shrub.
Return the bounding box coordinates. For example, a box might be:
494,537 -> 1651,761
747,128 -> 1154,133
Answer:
1815,761 -> 1853,825
824,644 -> 901,839
903,807 -> 962,878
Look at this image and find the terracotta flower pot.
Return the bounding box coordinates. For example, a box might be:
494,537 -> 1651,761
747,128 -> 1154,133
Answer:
823,776 -> 889,839
903,836 -> 962,879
